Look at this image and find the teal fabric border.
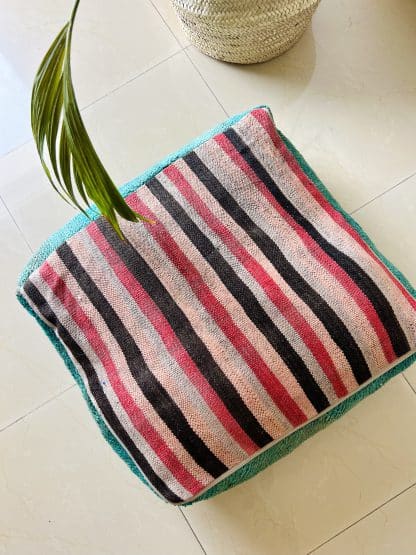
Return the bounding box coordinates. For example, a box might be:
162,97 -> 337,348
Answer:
17,105 -> 416,506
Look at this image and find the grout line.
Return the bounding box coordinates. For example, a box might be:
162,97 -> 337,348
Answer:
0,49 -> 185,164
307,480 -> 416,554
179,507 -> 208,555
0,384 -> 76,433
350,171 -> 416,215
2,137 -> 33,158
82,49 -> 184,112
0,195 -> 33,254
183,47 -> 229,118
148,0 -> 229,119
148,0 -> 184,49
403,374 -> 416,395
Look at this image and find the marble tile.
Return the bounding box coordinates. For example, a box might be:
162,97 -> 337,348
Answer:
0,387 -> 203,555
183,376 -> 416,555
0,51 -> 225,252
405,370 -> 416,397
186,0 -> 416,212
0,0 -> 180,155
0,199 -> 72,430
311,484 -> 416,555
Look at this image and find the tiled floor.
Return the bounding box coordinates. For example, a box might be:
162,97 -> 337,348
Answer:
1,0 -> 416,553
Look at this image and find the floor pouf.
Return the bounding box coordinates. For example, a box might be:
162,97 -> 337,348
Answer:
18,106 -> 416,504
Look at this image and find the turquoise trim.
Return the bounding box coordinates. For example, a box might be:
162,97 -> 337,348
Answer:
17,105 -> 416,506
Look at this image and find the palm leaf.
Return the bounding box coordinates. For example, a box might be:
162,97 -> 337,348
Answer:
31,0 -> 153,238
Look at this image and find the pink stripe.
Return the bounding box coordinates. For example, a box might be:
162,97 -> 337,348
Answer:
252,108 -> 416,312
197,140 -> 388,372
177,152 -> 358,393
39,261 -> 204,496
87,222 -> 259,456
127,189 -> 302,431
128,193 -> 308,428
164,163 -> 348,398
71,234 -> 241,469
215,132 -> 396,364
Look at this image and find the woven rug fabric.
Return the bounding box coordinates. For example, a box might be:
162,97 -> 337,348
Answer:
19,108 -> 416,503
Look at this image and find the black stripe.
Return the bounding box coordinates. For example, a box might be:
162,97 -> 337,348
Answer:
95,218 -> 273,448
225,128 -> 410,358
57,242 -> 228,479
23,281 -> 182,503
184,151 -> 372,385
147,177 -> 330,413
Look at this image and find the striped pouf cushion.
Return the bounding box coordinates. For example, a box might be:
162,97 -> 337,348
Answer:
18,106 -> 416,504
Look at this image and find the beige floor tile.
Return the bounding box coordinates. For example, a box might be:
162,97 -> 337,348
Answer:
0,51 -> 225,252
352,173 -> 416,289
0,387 -> 203,555
186,0 -> 416,212
151,0 -> 190,46
351,174 -> 416,392
0,141 -> 79,252
0,0 -> 180,155
81,51 -> 226,185
183,376 -> 416,555
0,200 -> 72,430
311,484 -> 416,555
405,369 -> 416,397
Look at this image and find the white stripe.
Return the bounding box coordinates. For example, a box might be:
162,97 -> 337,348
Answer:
128,186 -> 298,433
78,229 -> 247,468
159,168 -> 339,404
196,140 -> 388,373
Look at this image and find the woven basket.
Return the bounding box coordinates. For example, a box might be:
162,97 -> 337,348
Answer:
171,0 -> 320,64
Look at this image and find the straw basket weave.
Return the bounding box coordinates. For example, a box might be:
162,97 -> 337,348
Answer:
171,0 -> 320,64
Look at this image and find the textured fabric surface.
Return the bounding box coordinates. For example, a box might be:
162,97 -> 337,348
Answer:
18,107 -> 416,504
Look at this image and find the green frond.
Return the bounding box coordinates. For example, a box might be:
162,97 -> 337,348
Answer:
31,0 -> 153,239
